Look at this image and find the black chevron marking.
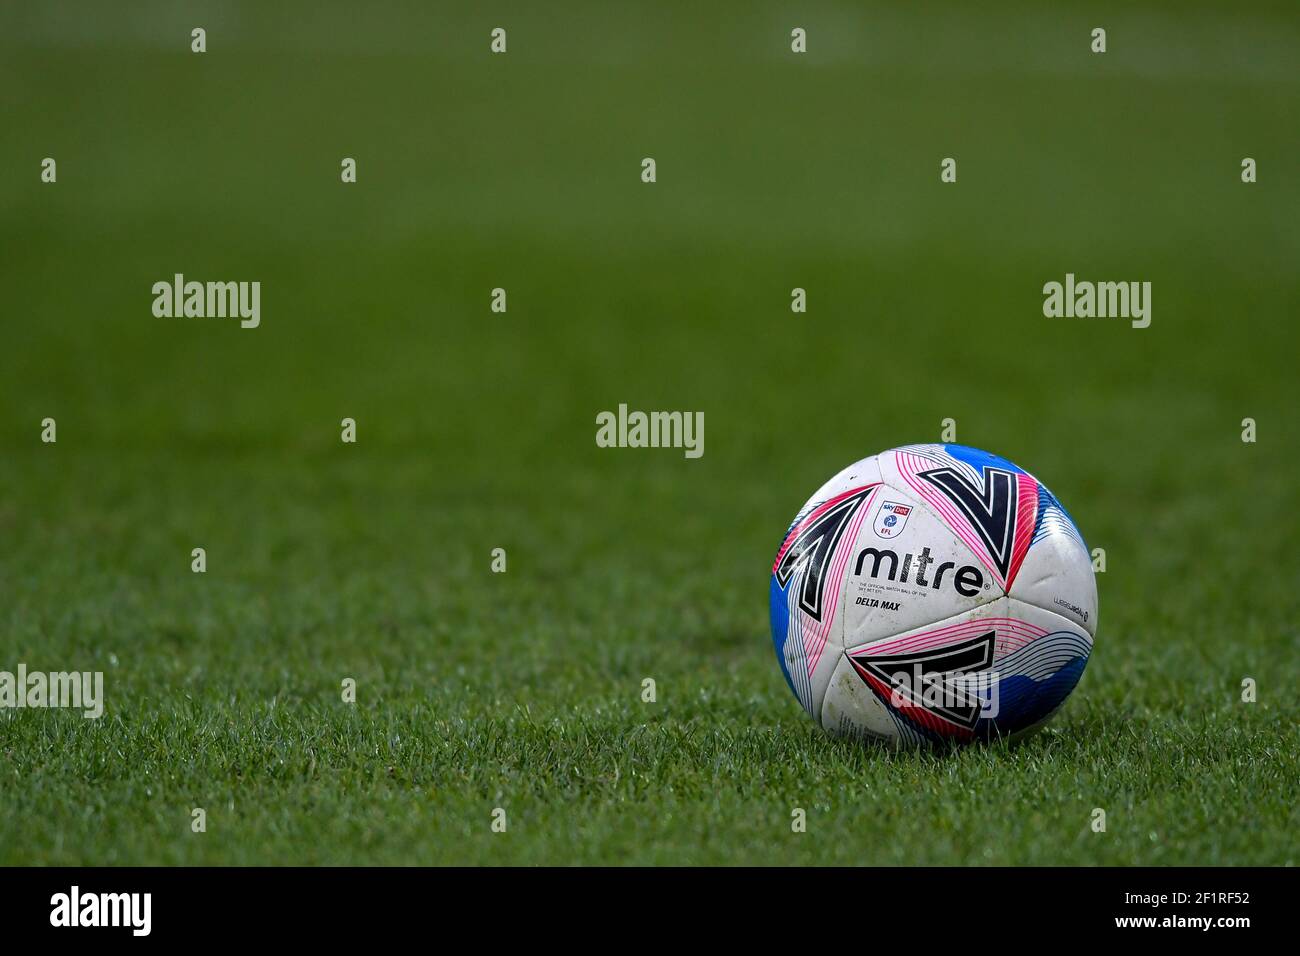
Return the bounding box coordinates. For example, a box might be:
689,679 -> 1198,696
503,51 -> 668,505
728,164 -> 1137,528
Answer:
918,465 -> 1017,579
774,487 -> 874,622
849,631 -> 996,730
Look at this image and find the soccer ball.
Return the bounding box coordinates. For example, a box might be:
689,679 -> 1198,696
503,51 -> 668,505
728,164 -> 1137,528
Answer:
769,444 -> 1096,747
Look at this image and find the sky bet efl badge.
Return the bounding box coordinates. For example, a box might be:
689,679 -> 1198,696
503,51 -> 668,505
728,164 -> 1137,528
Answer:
873,500 -> 912,539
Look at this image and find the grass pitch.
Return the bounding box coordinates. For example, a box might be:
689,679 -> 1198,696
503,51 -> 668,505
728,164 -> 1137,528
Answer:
0,1 -> 1296,865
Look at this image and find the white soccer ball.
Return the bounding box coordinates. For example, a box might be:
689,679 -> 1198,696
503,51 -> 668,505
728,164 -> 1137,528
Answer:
769,444 -> 1097,747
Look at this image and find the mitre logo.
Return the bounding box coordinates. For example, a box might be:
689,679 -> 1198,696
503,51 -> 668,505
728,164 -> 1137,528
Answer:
853,545 -> 986,597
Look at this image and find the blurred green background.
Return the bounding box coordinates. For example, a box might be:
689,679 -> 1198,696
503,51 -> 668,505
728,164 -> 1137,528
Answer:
0,1 -> 1296,864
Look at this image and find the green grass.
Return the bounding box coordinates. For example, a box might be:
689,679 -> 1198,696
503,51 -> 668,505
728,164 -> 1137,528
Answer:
0,0 -> 1297,865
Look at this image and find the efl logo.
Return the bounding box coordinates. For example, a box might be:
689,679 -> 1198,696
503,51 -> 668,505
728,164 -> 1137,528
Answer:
872,501 -> 912,539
